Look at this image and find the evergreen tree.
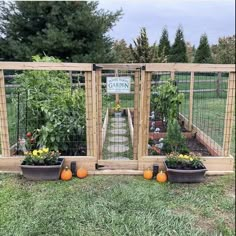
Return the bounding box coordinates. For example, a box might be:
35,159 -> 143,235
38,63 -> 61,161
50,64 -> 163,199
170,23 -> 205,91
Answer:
0,1 -> 122,62
169,27 -> 188,62
129,27 -> 157,63
158,27 -> 170,62
194,34 -> 213,63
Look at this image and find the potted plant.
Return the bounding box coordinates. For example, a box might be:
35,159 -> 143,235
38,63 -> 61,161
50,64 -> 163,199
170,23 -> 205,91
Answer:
164,152 -> 207,183
20,148 -> 64,180
113,102 -> 122,117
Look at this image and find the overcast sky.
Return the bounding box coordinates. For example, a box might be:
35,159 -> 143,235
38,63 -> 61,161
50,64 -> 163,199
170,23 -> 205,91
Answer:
98,0 -> 235,46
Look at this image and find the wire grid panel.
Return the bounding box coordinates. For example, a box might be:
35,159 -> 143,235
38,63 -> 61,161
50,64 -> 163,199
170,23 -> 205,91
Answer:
101,70 -> 134,160
192,72 -> 228,154
3,69 -> 88,156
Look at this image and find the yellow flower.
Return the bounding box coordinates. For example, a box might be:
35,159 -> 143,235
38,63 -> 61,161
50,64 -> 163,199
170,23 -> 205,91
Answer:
183,155 -> 189,159
38,150 -> 43,154
190,158 -> 193,161
33,150 -> 38,156
179,154 -> 184,158
42,148 -> 49,153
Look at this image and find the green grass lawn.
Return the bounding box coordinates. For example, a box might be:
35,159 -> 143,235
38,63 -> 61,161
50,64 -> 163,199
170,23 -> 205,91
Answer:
0,174 -> 235,236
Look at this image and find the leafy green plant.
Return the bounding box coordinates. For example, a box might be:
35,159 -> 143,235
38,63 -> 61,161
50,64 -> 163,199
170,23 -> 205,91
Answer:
22,148 -> 60,166
165,152 -> 205,170
163,118 -> 189,154
151,80 -> 184,126
14,56 -> 86,154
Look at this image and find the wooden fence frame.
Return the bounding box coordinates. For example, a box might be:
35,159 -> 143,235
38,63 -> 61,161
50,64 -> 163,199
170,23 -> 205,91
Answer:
0,62 -> 235,175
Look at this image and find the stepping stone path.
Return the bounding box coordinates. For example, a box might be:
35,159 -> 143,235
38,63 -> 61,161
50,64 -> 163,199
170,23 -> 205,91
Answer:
109,157 -> 130,160
110,117 -> 126,122
111,123 -> 126,128
110,128 -> 127,135
107,144 -> 129,153
105,116 -> 131,160
109,136 -> 128,142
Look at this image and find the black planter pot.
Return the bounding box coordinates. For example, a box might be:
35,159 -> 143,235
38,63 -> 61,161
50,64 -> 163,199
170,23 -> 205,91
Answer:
20,158 -> 64,181
164,161 -> 207,183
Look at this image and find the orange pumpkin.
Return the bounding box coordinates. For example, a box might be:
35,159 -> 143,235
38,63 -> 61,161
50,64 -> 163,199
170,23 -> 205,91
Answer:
61,166 -> 72,181
77,168 -> 88,179
156,171 -> 167,183
143,168 -> 153,180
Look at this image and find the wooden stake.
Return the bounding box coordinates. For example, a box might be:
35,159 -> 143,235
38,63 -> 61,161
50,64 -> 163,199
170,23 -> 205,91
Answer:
171,71 -> 175,80
188,72 -> 195,131
0,70 -> 10,156
223,72 -> 235,156
115,69 -> 120,104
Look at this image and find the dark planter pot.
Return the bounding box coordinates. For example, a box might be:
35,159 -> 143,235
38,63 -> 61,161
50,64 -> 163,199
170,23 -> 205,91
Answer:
164,161 -> 207,183
20,158 -> 64,181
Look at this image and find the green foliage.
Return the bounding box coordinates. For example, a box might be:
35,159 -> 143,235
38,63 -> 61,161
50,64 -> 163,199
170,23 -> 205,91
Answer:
163,119 -> 189,153
129,27 -> 157,63
151,80 -> 184,125
0,1 -> 122,62
211,35 -> 235,64
158,27 -> 170,62
112,39 -> 132,63
169,26 -> 188,62
22,148 -> 60,166
14,56 -> 86,154
194,34 -> 213,63
165,153 -> 205,169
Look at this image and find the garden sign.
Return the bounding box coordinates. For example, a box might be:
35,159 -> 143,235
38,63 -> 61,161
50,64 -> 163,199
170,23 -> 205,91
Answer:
106,77 -> 131,94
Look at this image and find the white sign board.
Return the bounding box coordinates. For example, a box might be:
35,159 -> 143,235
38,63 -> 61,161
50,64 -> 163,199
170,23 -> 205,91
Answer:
106,77 -> 131,94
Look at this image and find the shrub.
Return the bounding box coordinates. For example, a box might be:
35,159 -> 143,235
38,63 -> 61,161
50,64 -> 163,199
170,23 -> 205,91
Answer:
163,118 -> 189,154
151,80 -> 184,126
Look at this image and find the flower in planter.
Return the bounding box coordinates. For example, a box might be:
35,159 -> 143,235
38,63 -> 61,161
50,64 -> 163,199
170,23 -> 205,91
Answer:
22,148 -> 60,166
114,102 -> 121,112
165,152 -> 205,170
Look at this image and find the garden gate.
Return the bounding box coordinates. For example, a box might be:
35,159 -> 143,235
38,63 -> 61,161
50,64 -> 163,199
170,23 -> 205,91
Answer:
95,64 -> 142,170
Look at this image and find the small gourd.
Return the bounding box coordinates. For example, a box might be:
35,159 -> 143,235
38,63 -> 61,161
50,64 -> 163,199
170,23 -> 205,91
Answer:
61,166 -> 72,181
156,171 -> 167,183
77,168 -> 88,179
143,168 -> 153,180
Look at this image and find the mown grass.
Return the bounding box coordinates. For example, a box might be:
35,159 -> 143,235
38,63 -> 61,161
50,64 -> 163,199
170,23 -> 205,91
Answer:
0,174 -> 235,236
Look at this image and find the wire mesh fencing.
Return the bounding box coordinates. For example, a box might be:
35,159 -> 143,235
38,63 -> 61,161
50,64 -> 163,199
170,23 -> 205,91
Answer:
1,69 -> 88,156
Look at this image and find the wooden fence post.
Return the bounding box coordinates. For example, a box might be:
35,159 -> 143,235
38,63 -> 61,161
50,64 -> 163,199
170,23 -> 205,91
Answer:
171,71 -> 175,80
138,67 -> 146,161
216,72 -> 222,98
91,70 -> 97,158
96,68 -> 102,160
144,72 -> 152,156
0,70 -> 10,156
85,71 -> 93,156
133,69 -> 140,160
223,72 -> 235,156
188,72 -> 195,131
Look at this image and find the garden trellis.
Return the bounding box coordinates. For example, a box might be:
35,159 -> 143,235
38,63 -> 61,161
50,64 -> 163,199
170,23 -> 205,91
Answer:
0,62 -> 235,175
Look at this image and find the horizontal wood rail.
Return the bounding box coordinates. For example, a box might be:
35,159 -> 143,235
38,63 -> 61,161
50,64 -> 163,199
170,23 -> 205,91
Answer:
0,62 -> 93,71
145,63 -> 235,72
